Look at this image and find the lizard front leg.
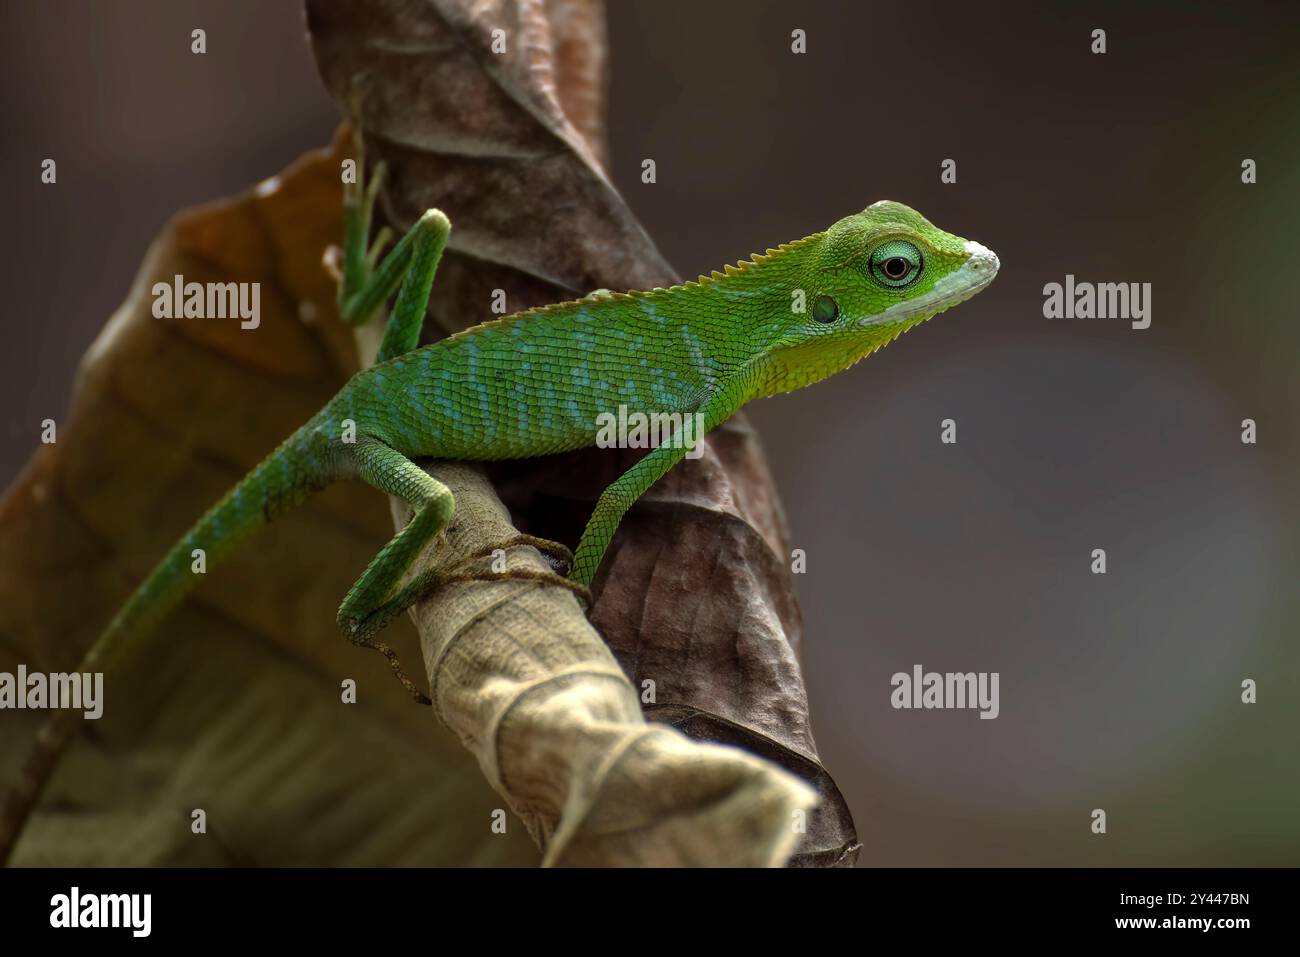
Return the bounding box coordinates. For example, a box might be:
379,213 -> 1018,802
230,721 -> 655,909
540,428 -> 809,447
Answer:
570,388 -> 740,587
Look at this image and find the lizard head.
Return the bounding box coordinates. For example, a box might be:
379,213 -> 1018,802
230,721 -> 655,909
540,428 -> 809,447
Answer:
757,201 -> 998,395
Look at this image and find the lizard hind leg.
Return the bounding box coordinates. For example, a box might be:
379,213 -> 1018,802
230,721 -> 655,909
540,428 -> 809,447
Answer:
333,81 -> 451,362
336,205 -> 451,362
339,436 -> 458,706
335,80 -> 385,311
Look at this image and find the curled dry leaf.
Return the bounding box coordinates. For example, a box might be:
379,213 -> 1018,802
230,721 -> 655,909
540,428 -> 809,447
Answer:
393,464 -> 817,866
308,0 -> 859,864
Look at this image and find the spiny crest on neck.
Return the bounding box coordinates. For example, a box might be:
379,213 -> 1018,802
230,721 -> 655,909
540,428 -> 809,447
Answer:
438,231 -> 824,343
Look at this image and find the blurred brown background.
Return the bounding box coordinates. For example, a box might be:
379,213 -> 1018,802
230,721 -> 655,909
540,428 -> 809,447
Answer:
1,0 -> 1296,865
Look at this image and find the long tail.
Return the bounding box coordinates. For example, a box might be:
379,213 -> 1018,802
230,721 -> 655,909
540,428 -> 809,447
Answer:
91,430 -> 328,670
0,425 -> 331,863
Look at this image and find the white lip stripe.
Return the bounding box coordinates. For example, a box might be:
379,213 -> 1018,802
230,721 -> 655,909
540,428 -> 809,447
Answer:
859,238 -> 999,327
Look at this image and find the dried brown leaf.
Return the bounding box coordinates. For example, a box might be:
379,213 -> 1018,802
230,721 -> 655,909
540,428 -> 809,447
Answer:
308,0 -> 858,864
0,134 -> 539,865
395,463 -> 818,866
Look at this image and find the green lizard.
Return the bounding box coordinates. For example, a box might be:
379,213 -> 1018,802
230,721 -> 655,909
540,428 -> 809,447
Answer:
0,133 -> 998,860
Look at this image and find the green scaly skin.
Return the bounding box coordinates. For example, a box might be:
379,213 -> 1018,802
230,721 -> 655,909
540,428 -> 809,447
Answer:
96,196 -> 1000,692
0,140 -> 998,861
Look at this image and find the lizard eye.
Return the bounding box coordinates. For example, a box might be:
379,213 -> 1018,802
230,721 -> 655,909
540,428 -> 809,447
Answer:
870,240 -> 923,288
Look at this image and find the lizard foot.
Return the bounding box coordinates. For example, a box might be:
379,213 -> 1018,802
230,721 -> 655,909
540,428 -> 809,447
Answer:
479,533 -> 575,576
341,623 -> 433,706
425,536 -> 591,608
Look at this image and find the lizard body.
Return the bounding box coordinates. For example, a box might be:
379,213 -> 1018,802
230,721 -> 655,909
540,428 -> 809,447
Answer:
99,196 -> 998,677
0,143 -> 998,860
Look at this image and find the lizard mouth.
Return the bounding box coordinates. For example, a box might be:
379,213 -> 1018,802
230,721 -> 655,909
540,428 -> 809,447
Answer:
861,239 -> 999,327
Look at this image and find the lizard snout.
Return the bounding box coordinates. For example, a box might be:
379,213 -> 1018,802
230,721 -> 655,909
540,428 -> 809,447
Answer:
963,240 -> 1000,282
